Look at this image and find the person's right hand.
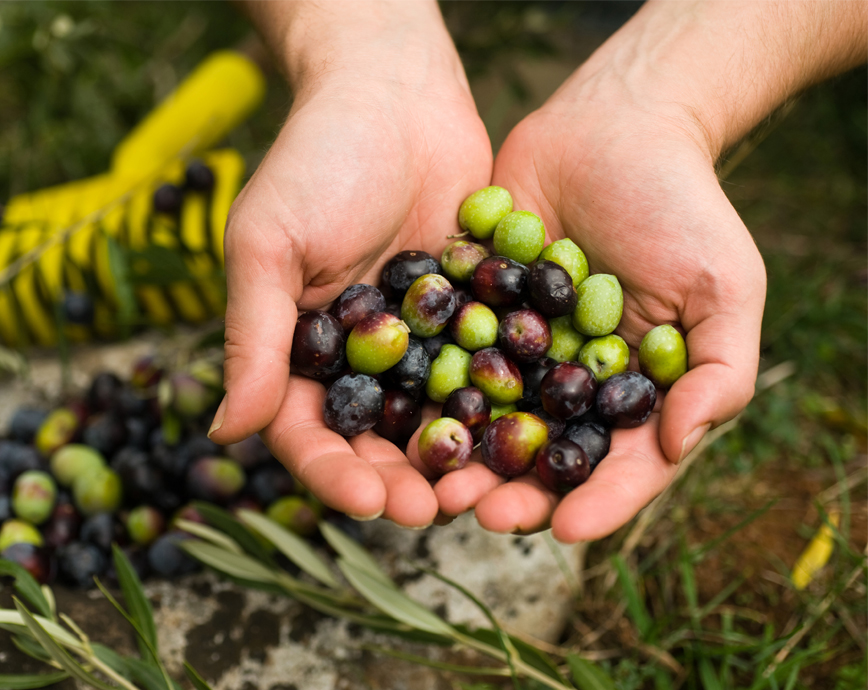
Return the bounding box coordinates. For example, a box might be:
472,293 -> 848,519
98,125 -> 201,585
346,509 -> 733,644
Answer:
208,2 -> 492,527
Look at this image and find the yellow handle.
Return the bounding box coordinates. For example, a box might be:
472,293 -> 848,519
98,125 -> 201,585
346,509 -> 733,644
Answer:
111,51 -> 265,181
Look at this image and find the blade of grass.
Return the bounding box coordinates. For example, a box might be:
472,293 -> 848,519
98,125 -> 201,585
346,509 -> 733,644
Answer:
567,654 -> 616,690
698,658 -> 724,690
183,663 -> 214,690
0,560 -> 52,619
92,578 -> 173,690
612,555 -> 652,639
111,546 -> 159,664
0,672 -> 69,689
238,510 -> 340,589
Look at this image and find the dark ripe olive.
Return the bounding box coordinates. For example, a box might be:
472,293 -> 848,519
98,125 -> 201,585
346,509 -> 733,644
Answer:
8,407 -> 48,444
535,438 -> 591,493
596,371 -> 657,428
148,532 -> 200,577
246,462 -> 296,506
527,260 -> 578,317
520,357 -> 558,410
422,330 -> 455,360
225,434 -> 274,469
373,390 -> 422,448
384,336 -> 431,398
381,250 -> 442,298
82,413 -> 128,458
530,407 -> 566,440
497,309 -> 552,363
153,183 -> 183,215
471,256 -> 528,308
540,362 -> 598,420
442,386 -> 491,444
185,160 -> 215,191
323,374 -> 385,437
61,291 -> 95,325
330,284 -> 387,333
57,542 -> 107,588
562,421 -> 610,470
290,311 -> 347,380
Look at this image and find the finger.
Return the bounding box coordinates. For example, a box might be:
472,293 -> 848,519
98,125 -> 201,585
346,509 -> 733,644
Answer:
433,459 -> 506,517
404,399 -> 444,480
261,375 -> 387,520
550,415 -> 679,543
659,303 -> 764,463
473,473 -> 560,534
208,204 -> 305,445
348,431 -> 439,528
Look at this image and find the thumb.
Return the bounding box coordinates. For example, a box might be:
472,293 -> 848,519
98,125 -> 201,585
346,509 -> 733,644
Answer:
208,216 -> 303,444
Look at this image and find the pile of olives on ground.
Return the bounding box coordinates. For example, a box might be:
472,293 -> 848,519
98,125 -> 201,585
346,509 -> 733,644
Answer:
0,355 -> 330,587
292,186 -> 688,493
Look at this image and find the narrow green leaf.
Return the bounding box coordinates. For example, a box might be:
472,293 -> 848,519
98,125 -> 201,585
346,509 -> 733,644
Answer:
184,663 -> 215,690
11,634 -> 52,662
181,540 -> 277,583
0,560 -> 52,619
111,545 -> 158,662
458,627 -> 566,684
415,563 -> 521,686
12,599 -> 117,690
0,610 -> 82,649
0,672 -> 69,689
126,246 -> 194,285
175,519 -> 243,554
320,521 -> 392,586
105,233 -> 137,336
239,510 -> 340,589
612,555 -> 652,639
193,502 -> 275,564
568,655 -> 616,690
92,645 -> 183,690
698,659 -> 723,690
93,577 -> 174,690
337,559 -> 456,637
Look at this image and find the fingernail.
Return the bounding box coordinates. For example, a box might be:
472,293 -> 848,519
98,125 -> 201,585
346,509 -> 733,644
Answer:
678,423 -> 711,463
347,508 -> 385,522
207,397 -> 227,439
404,522 -> 433,531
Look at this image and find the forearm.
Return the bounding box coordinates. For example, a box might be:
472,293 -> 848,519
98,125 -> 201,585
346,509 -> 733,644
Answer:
239,0 -> 468,99
556,0 -> 867,156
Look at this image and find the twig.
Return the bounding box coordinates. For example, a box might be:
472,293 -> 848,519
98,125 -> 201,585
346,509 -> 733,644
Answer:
834,601 -> 867,651
817,465 -> 868,505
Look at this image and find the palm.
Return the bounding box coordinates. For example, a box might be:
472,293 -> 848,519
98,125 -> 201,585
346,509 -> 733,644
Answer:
213,84 -> 492,526
430,106 -> 766,541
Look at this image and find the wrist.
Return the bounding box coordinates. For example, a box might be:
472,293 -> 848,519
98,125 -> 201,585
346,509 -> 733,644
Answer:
552,0 -> 867,157
246,0 -> 469,102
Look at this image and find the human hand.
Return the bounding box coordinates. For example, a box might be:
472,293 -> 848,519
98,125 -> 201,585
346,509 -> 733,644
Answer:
426,4 -> 779,542
208,2 -> 492,527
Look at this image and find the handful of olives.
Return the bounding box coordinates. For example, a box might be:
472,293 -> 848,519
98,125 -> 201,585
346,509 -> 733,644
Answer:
291,186 -> 688,494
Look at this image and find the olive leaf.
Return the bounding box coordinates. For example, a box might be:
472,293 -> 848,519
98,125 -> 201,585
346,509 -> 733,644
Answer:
320,521 -> 392,586
0,560 -> 52,619
0,672 -> 70,689
111,545 -> 159,664
238,510 -> 339,588
180,540 -> 277,584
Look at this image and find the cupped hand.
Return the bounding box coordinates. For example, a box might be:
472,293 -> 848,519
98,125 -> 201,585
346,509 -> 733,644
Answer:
209,67 -> 492,527
430,86 -> 767,542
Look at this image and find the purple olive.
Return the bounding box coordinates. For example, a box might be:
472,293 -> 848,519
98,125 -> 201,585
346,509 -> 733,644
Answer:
330,284 -> 387,333
442,386 -> 491,444
535,438 -> 590,493
381,250 -> 442,298
373,390 -> 422,447
290,311 -> 347,380
596,371 -> 657,428
497,309 -> 552,363
481,412 -> 549,478
527,260 -> 578,317
540,362 -> 598,420
471,256 -> 528,308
